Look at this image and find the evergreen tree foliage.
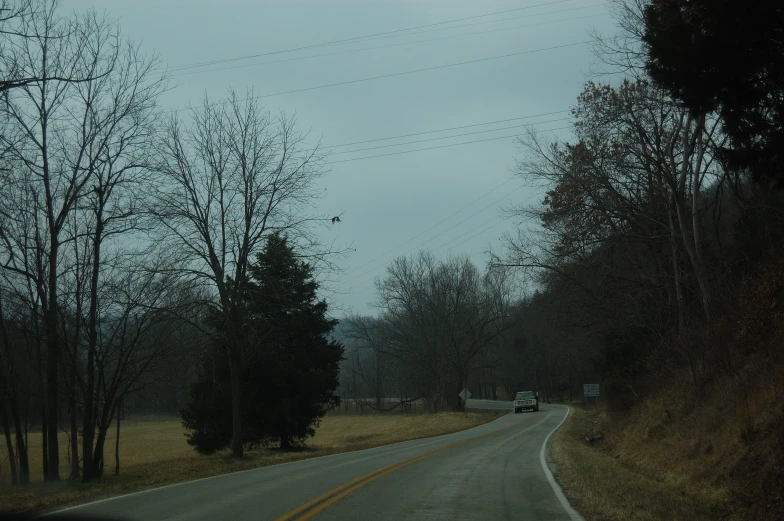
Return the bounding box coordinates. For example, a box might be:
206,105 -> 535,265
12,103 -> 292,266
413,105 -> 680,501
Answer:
182,234 -> 343,453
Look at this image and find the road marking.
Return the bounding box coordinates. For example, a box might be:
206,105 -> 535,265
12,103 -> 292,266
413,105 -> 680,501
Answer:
45,410 -> 511,517
539,405 -> 586,521
275,413 -> 538,521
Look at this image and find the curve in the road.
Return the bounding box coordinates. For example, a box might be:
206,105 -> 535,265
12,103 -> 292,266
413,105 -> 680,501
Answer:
274,413 -> 538,521
41,403 -> 583,521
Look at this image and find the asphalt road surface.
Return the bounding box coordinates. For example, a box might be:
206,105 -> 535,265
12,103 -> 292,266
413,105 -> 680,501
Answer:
44,404 -> 583,521
465,398 -> 516,410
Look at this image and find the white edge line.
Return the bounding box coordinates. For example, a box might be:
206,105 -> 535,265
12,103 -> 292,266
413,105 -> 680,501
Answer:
45,409 -> 511,516
539,404 -> 586,521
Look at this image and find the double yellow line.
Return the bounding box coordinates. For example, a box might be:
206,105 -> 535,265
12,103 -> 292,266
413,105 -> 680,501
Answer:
274,413 -> 536,521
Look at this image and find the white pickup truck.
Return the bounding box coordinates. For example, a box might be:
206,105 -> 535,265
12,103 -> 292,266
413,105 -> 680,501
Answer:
513,391 -> 539,413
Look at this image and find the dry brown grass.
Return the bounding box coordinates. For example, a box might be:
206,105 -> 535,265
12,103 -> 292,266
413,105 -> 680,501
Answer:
0,411 -> 502,515
549,352 -> 784,521
550,402 -> 734,521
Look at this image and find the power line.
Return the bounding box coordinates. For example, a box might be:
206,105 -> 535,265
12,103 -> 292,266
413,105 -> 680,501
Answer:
169,0 -> 580,72
327,110 -> 569,148
322,4 -> 600,47
331,116 -> 572,156
339,187 -> 545,296
325,124 -> 564,287
343,197 -> 518,294
325,125 -> 573,165
432,214 -> 509,254
166,42 -> 590,114
445,217 -> 513,254
342,178 -> 517,275
253,41 -> 589,100
172,10 -> 605,78
437,190 -> 544,254
343,184 -> 528,292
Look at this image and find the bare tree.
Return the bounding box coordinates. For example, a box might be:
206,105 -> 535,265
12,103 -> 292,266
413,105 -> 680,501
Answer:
70,21 -> 168,483
0,4 -> 116,480
588,0 -> 651,78
0,3 -> 169,480
87,259 -> 191,477
342,315 -> 410,411
368,253 -> 511,412
0,0 -> 36,93
371,253 -> 445,410
151,91 -> 329,458
0,283 -> 28,484
0,1 -> 117,95
503,80 -> 725,327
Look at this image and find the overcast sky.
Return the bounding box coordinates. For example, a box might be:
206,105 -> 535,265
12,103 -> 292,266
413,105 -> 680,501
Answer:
64,0 -> 617,316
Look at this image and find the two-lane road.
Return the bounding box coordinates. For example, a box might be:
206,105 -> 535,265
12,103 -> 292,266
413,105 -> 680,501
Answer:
46,404 -> 583,521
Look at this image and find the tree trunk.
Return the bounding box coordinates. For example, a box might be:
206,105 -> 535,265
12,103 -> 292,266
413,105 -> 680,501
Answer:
674,194 -> 713,322
399,376 -> 404,413
44,230 -> 61,480
44,293 -> 60,480
1,397 -> 18,485
81,344 -> 95,482
93,428 -> 107,477
69,255 -> 83,481
7,394 -> 30,485
82,212 -> 103,482
668,199 -> 686,335
0,305 -> 30,484
13,411 -> 29,485
672,113 -> 712,323
690,114 -> 712,320
228,345 -> 243,458
69,368 -> 79,480
34,313 -> 48,480
375,360 -> 382,411
40,411 -> 48,480
114,399 -> 121,476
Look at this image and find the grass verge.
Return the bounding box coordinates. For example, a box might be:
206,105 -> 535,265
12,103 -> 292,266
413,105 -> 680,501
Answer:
550,403 -> 732,521
0,410 -> 503,515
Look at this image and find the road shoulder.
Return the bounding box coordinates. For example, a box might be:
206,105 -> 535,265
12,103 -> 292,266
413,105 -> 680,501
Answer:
541,405 -> 586,521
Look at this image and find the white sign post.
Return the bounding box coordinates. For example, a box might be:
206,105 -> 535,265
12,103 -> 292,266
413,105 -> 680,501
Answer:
583,383 -> 600,408
458,388 -> 472,416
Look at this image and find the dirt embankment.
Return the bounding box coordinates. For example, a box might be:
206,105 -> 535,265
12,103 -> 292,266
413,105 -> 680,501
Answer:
551,364 -> 784,521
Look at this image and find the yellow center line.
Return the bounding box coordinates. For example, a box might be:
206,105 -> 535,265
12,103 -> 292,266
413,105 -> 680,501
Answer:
274,412 -> 538,521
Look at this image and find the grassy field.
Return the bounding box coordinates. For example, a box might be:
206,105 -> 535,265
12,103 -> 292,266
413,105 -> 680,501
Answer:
0,411 -> 503,514
550,403 -> 734,521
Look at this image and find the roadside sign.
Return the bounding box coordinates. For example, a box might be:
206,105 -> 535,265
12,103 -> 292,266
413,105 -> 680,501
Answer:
583,384 -> 600,397
458,388 -> 472,401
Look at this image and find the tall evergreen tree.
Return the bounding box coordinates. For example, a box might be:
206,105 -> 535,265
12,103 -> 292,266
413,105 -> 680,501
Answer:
642,0 -> 784,186
181,234 -> 343,453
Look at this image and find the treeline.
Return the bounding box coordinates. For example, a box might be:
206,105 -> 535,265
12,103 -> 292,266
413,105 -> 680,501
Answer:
0,1 -> 341,485
342,254 -> 512,413
498,0 -> 784,411
340,253 -> 598,413
339,0 -> 784,419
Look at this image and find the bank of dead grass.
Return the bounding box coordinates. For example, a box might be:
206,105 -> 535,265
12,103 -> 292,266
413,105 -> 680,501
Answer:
0,411 -> 502,515
550,401 -> 734,521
